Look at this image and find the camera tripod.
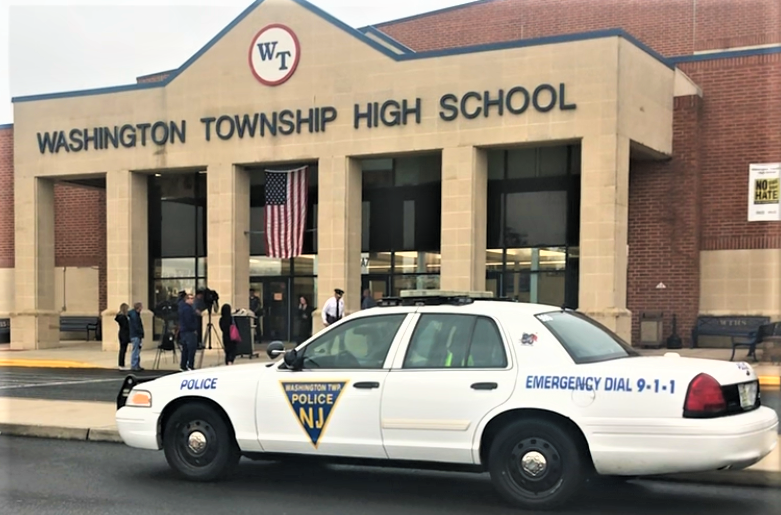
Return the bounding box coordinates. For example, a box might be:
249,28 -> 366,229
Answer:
197,309 -> 223,369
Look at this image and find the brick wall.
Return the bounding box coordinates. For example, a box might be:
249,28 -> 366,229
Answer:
377,0 -> 780,56
0,127 -> 13,269
680,54 -> 781,250
0,126 -> 107,311
628,96 -> 702,345
54,183 -> 107,311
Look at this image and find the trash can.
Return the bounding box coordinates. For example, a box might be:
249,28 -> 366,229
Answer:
232,310 -> 257,358
639,312 -> 664,349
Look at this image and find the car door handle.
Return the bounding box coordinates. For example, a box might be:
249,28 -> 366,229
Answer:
353,382 -> 380,389
471,382 -> 498,390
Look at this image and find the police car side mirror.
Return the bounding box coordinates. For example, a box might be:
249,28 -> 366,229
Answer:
266,341 -> 285,359
283,349 -> 301,370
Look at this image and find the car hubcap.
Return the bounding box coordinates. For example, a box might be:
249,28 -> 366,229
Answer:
506,437 -> 563,498
176,419 -> 218,468
187,431 -> 207,454
520,450 -> 547,477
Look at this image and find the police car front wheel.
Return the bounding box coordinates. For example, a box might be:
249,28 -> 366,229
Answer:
488,419 -> 586,511
163,403 -> 241,482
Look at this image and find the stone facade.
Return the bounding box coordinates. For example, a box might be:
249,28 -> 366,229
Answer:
1,0 -> 778,349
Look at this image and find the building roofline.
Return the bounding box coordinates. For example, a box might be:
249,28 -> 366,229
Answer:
0,123 -> 13,129
373,0 -> 495,28
359,25 -> 415,54
11,0 -> 681,104
669,44 -> 781,63
135,68 -> 178,81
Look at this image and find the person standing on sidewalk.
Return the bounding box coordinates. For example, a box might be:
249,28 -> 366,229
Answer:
321,288 -> 345,328
296,296 -> 315,344
361,288 -> 377,310
219,303 -> 238,366
128,302 -> 145,372
178,293 -> 200,371
115,303 -> 131,371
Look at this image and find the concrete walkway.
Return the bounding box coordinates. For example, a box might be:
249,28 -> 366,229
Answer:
0,341 -> 273,371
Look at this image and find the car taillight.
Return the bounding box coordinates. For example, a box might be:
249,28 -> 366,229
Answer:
683,373 -> 726,418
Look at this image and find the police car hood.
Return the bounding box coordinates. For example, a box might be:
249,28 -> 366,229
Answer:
583,353 -> 758,386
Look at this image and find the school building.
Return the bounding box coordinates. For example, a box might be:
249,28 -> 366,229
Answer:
0,0 -> 779,351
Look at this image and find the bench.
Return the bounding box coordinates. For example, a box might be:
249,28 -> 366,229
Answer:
0,318 -> 9,344
59,316 -> 101,341
691,315 -> 770,361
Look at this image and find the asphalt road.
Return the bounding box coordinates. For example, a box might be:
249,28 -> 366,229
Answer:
0,436 -> 780,515
0,367 -> 176,402
1,367 -> 780,432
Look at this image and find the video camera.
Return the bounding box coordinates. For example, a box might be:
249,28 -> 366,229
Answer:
153,298 -> 179,322
198,287 -> 220,313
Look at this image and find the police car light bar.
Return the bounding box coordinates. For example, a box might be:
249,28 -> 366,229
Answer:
377,290 -> 514,307
399,289 -> 495,299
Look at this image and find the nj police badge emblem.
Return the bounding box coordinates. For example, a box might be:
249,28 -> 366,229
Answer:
281,381 -> 348,447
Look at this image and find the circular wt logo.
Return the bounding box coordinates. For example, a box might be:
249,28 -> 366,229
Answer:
248,24 -> 300,86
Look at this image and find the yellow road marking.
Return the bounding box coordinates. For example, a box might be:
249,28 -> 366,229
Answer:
0,359 -> 97,369
759,376 -> 780,387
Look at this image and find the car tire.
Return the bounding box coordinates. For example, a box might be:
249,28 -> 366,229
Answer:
487,418 -> 586,511
163,403 -> 241,482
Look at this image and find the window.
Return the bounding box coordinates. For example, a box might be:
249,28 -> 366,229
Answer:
505,191 -> 567,247
301,314 -> 407,369
403,314 -> 507,369
536,311 -> 639,364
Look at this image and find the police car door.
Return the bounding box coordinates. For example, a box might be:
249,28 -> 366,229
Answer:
255,312 -> 414,459
380,311 -> 517,464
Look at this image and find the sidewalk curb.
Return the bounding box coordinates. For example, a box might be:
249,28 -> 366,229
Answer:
0,423 -> 123,443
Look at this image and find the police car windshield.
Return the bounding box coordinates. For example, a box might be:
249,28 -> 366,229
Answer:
535,310 -> 639,364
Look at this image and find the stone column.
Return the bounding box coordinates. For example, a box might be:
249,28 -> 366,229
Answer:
12,176 -> 58,349
101,170 -> 150,352
206,164 -> 250,311
578,135 -> 632,342
440,146 -> 488,292
315,156 -> 362,332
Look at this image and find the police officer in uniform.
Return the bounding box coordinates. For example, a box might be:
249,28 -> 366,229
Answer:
321,288 -> 345,328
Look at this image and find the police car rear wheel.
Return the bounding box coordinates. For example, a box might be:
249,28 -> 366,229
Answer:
488,419 -> 585,511
163,403 -> 240,482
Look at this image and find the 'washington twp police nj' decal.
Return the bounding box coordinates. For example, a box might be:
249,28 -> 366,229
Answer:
281,381 -> 348,447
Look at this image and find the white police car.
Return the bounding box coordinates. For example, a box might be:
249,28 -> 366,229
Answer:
116,290 -> 778,511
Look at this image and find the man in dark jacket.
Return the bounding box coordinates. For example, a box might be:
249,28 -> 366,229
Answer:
178,293 -> 201,371
128,302 -> 145,371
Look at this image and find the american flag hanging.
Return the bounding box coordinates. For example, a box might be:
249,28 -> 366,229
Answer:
264,165 -> 308,258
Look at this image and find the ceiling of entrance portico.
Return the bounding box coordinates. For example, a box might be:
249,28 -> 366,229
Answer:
12,0 -> 672,104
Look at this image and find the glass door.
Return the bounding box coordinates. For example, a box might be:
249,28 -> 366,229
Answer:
486,272 -> 502,299
250,277 -> 290,342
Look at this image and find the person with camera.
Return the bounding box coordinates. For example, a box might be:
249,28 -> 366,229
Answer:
178,292 -> 201,371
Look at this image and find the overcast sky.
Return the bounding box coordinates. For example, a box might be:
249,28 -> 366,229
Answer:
0,0 -> 474,125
